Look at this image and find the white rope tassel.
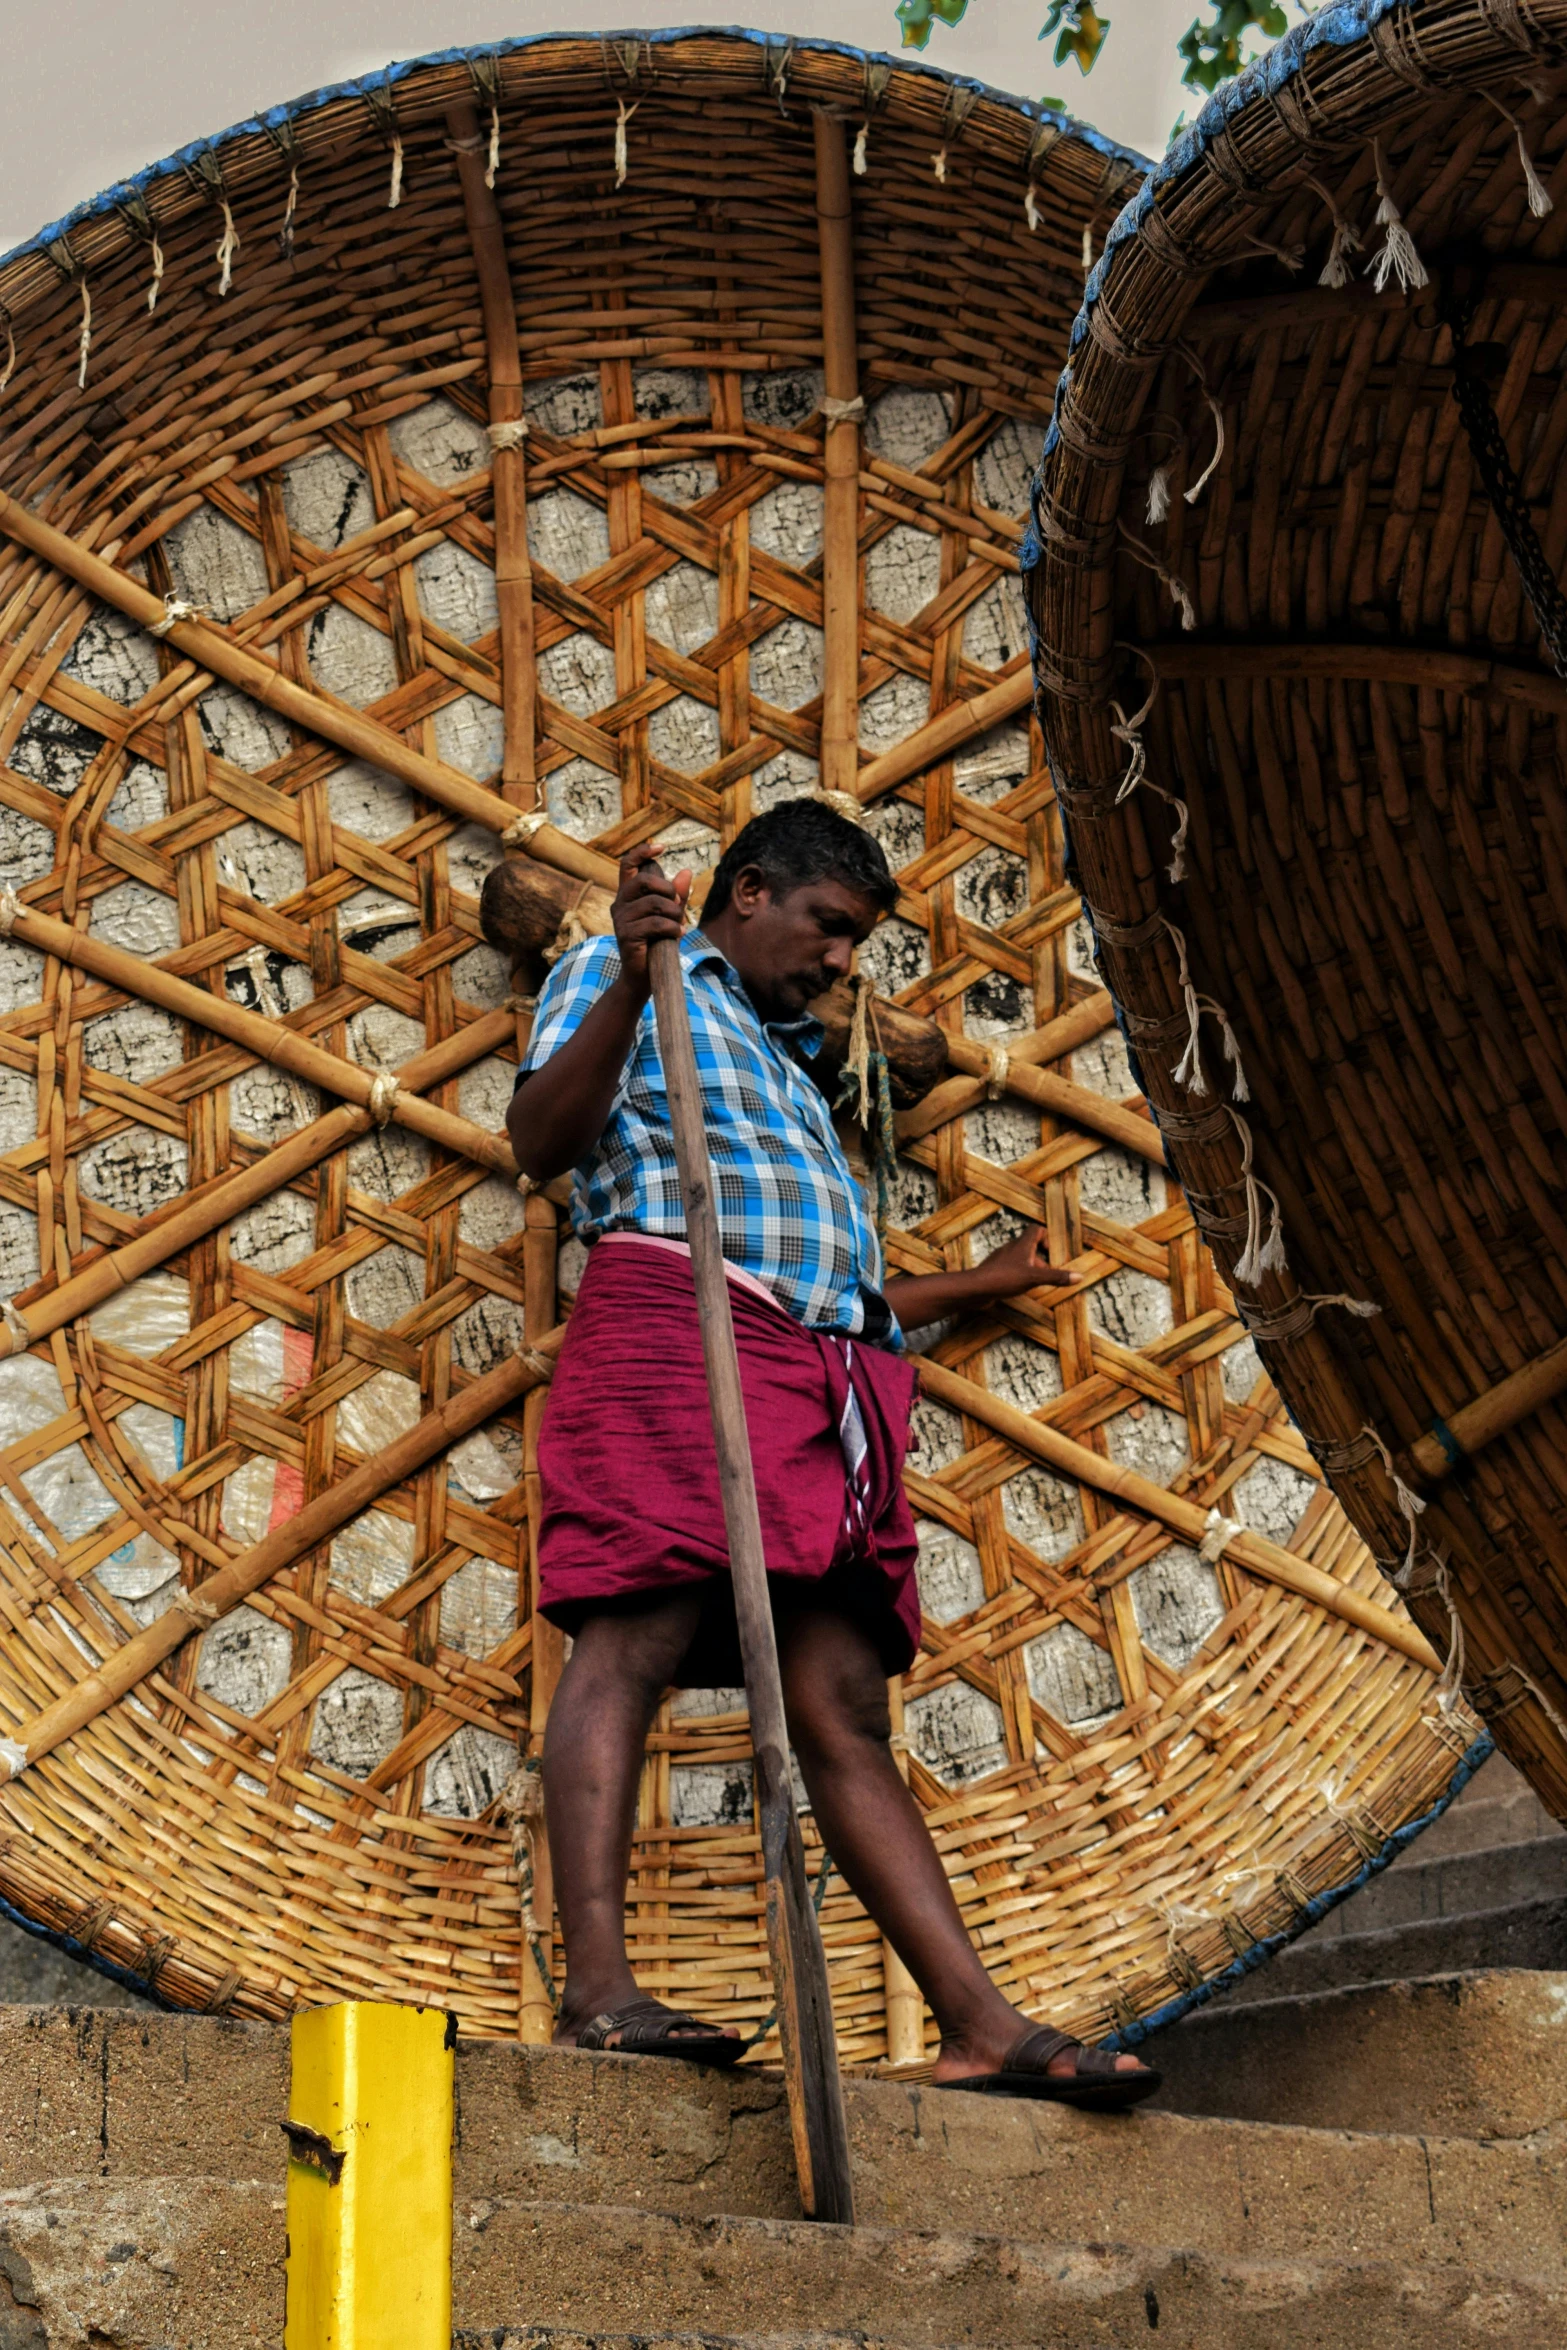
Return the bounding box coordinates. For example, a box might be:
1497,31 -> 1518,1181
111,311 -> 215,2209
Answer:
854,122 -> 870,175
76,280 -> 91,390
0,885 -> 18,936
1145,465 -> 1172,525
146,236 -> 165,315
487,418 -> 529,452
1485,92 -> 1553,218
1229,1108 -> 1288,1286
388,133 -> 405,210
1200,1506 -> 1244,1564
1367,140 -> 1429,295
615,99 -> 638,188
487,102 -> 501,190
1309,175 -> 1363,289
1082,222 -> 1094,277
1164,920 -> 1249,1099
215,201 -> 240,297
1429,1557 -> 1466,1715
1024,184 -> 1041,232
0,1736 -> 26,1782
932,148 -> 948,184
1173,342 -> 1225,508
281,165 -> 300,258
1358,1422 -> 1428,1588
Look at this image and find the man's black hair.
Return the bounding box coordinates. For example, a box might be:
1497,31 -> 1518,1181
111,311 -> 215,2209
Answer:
703,797 -> 897,922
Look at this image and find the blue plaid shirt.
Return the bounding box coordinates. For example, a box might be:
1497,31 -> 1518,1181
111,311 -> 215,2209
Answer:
517,930 -> 893,1341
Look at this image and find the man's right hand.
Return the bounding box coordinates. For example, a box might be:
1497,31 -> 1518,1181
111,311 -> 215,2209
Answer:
613,853 -> 693,998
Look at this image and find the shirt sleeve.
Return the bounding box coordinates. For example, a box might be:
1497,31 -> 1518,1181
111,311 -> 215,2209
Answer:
516,937 -> 626,1082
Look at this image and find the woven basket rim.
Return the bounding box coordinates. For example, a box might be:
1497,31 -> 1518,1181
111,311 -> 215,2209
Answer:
0,23 -> 1151,325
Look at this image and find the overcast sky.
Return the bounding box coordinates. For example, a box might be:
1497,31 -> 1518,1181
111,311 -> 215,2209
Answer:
0,2 -> 1217,258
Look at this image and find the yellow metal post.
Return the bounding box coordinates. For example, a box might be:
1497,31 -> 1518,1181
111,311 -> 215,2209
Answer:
284,2002 -> 454,2350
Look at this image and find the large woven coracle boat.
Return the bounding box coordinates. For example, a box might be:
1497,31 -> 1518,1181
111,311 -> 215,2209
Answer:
0,28 -> 1480,2055
1031,0 -> 1567,1819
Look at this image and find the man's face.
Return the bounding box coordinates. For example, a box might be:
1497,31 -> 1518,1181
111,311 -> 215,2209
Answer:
718,871 -> 883,1016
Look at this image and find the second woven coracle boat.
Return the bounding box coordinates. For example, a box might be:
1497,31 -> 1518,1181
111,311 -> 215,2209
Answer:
1031,0 -> 1567,1815
0,27 -> 1482,2056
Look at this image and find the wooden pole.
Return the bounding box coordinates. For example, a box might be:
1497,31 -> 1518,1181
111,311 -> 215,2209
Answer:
8,903 -> 518,1175
520,1187 -> 562,2044
0,488 -> 612,890
880,1676 -> 925,2067
853,667 -> 1034,804
1407,1334 -> 1567,1482
814,110 -> 861,801
647,920 -> 855,2226
915,1354 -> 1439,1670
0,1337 -> 557,1781
447,100 -> 537,802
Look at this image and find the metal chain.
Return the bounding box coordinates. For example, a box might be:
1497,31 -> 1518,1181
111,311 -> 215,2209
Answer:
1444,285 -> 1567,680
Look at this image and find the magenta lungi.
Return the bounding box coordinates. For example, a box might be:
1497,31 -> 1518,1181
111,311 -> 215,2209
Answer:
536,1237 -> 921,1686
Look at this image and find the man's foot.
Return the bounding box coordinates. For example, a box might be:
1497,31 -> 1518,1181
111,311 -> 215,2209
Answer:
555,1994 -> 744,2067
933,2019 -> 1157,2108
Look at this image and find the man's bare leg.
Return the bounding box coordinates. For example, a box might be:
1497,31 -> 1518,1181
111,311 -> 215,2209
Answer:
542,1588 -> 739,2048
777,1601 -> 1146,2082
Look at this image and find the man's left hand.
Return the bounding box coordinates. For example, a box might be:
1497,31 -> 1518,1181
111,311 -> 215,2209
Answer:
972,1229 -> 1075,1297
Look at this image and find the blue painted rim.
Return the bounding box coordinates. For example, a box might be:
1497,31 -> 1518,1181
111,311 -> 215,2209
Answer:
1103,1730 -> 1496,2051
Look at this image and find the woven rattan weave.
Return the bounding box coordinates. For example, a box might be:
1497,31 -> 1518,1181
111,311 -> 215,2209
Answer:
0,28 -> 1477,2058
1031,0 -> 1567,1819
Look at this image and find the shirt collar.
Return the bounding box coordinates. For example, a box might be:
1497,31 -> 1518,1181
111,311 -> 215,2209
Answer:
683,926 -> 825,1056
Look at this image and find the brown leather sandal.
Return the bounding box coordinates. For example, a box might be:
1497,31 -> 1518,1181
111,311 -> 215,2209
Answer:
936,2022 -> 1160,2111
574,1996 -> 745,2069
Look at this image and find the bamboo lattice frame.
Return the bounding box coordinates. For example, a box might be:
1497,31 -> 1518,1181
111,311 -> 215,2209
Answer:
1031,0 -> 1567,1821
0,29 -> 1477,2056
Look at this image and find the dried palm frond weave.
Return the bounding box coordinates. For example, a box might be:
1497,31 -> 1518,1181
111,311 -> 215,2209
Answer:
1031,0 -> 1567,1819
0,28 -> 1476,2058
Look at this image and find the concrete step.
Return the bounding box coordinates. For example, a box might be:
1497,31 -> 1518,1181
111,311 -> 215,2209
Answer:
1207,1889 -> 1567,2005
1,2009 -> 1565,2347
1287,1832 -> 1567,1944
1147,1967 -> 1567,2139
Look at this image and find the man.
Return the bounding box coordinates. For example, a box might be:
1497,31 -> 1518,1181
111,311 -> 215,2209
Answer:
507,798 -> 1157,2108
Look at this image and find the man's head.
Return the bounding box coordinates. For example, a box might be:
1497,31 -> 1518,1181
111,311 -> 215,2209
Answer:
699,797 -> 896,1017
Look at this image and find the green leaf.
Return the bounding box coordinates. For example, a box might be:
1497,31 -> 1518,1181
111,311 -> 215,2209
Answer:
895,0 -> 935,47
1055,0 -> 1110,72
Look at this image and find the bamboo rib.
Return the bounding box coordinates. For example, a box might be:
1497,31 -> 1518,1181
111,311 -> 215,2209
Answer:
1409,1336 -> 1567,1481
896,992 -> 1117,1140
3,998 -> 515,1349
6,904 -> 518,1177
447,98 -> 537,799
915,1355 -> 1439,1670
0,489 -> 613,890
814,109 -> 861,802
853,667 -> 1036,803
1151,637 -> 1567,718
941,1037 -> 1166,1166
0,1335 -> 560,1782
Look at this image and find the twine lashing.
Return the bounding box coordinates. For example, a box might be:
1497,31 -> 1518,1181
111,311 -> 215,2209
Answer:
615,99 -> 638,187
822,395 -> 865,426
215,202 -> 240,297
77,280 -> 91,390
280,166 -> 300,259
1199,1506 -> 1244,1564
1353,1422 -> 1427,1587
488,418 -> 529,452
503,812 -> 550,849
487,102 -> 501,189
367,1073 -> 399,1128
0,1298 -> 31,1357
149,594 -> 208,640
0,1736 -> 26,1782
1024,185 -> 1041,232
0,311 -> 14,397
0,886 -> 18,936
1308,175 -> 1362,289
853,122 -> 870,174
1117,522 -> 1196,632
146,237 -> 165,315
